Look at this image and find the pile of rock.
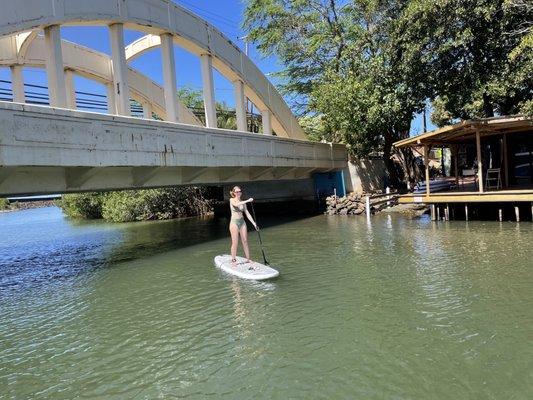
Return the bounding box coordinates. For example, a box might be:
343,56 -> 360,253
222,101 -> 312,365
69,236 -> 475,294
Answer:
325,193 -> 366,215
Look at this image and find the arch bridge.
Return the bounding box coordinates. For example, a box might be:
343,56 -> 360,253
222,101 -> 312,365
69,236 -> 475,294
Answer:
0,0 -> 346,196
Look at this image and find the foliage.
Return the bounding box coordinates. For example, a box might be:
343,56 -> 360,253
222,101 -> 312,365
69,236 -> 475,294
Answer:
178,87 -> 238,130
59,187 -> 213,223
0,198 -> 9,210
243,0 -> 533,185
58,193 -> 106,219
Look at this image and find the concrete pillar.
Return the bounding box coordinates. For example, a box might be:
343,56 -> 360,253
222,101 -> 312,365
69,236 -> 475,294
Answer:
10,65 -> 25,103
65,70 -> 76,109
233,79 -> 247,132
365,196 -> 371,219
200,53 -> 217,128
431,204 -> 436,221
106,83 -> 116,114
109,23 -> 130,116
143,102 -> 152,119
44,25 -> 67,108
498,208 -> 503,222
262,109 -> 272,135
476,130 -> 484,193
515,206 -> 520,222
465,204 -> 469,221
160,33 -> 178,122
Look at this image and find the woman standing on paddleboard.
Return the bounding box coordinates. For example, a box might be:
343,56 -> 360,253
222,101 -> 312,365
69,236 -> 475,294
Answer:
229,186 -> 258,265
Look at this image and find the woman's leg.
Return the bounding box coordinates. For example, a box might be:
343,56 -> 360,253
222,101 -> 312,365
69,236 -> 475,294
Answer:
239,223 -> 251,262
229,222 -> 239,263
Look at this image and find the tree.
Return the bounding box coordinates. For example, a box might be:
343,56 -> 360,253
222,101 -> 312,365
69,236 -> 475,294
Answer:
402,0 -> 533,125
243,0 -> 426,184
243,0 -> 532,185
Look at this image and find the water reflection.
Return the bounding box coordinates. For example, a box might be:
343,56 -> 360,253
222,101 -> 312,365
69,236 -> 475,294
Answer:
1,207 -> 532,399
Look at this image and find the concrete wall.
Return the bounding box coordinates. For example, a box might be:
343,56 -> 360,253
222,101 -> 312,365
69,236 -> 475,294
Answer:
344,159 -> 387,194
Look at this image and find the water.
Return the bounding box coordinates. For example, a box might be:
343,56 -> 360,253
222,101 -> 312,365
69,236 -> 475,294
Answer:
1,207 -> 532,399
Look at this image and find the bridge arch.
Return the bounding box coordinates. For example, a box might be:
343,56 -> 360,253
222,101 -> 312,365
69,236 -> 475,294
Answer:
0,0 -> 306,139
0,35 -> 202,125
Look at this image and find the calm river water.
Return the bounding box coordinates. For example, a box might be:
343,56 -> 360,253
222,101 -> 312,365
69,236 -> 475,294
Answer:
1,206 -> 532,399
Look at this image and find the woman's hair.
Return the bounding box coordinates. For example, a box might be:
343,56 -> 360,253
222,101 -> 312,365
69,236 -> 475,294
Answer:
229,186 -> 241,198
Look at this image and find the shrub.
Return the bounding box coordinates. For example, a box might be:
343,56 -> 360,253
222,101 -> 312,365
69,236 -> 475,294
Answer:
0,198 -> 9,210
58,193 -> 106,219
58,187 -> 213,223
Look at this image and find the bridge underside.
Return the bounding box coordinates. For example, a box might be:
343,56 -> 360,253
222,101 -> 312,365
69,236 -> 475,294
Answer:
0,165 -> 327,196
0,102 -> 347,196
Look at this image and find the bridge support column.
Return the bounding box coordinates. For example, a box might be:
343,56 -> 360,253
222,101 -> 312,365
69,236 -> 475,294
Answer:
262,109 -> 272,135
143,102 -> 152,119
65,70 -> 76,109
109,23 -> 130,116
10,65 -> 25,103
160,33 -> 179,122
233,79 -> 247,132
106,83 -> 116,114
44,25 -> 67,108
200,54 -> 217,128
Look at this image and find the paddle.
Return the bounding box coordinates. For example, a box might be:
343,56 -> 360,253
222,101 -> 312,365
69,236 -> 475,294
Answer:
249,201 -> 269,266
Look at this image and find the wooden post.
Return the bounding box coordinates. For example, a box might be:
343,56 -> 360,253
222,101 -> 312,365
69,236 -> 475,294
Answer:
465,204 -> 469,221
476,130 -> 484,193
515,206 -> 520,222
424,145 -> 430,196
503,133 -> 509,188
453,145 -> 459,188
431,204 -> 436,221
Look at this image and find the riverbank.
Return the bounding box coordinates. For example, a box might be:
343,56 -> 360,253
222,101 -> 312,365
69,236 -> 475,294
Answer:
0,199 -> 57,213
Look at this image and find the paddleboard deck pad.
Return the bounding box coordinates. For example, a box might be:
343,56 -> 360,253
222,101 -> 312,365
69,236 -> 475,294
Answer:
214,255 -> 279,280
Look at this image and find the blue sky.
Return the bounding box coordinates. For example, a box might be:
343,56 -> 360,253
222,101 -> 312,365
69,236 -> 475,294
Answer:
0,0 -> 433,134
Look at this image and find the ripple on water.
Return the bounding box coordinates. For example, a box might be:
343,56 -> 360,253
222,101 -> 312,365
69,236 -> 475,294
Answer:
0,209 -> 532,399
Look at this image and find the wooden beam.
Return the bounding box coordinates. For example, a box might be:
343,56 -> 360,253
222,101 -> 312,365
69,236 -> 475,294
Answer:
398,192 -> 533,203
423,145 -> 430,196
502,132 -> 509,187
476,130 -> 484,193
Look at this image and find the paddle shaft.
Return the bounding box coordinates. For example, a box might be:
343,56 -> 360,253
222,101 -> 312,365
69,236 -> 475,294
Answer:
249,201 -> 269,265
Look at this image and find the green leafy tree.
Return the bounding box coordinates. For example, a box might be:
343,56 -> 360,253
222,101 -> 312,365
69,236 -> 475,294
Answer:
243,0 -> 532,185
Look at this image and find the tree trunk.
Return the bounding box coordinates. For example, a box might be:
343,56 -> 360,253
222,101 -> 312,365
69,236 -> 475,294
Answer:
383,132 -> 401,187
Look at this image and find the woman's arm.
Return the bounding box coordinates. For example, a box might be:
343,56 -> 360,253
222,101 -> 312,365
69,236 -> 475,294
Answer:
234,198 -> 254,207
244,204 -> 258,230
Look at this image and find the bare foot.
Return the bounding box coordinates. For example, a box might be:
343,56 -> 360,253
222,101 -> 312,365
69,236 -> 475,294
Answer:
231,258 -> 237,267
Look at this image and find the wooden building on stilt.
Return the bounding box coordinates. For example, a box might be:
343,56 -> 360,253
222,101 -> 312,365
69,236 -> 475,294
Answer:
394,115 -> 533,221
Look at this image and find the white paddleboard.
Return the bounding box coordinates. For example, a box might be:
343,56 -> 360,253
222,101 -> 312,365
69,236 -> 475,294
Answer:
214,255 -> 279,280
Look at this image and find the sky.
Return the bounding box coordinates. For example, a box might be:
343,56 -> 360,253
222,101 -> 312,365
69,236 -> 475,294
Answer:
0,0 -> 434,135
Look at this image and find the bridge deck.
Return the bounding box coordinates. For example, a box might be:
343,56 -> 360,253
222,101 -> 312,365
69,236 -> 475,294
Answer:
0,102 -> 347,196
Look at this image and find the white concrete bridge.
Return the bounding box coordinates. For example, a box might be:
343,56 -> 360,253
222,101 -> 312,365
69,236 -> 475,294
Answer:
0,0 -> 347,196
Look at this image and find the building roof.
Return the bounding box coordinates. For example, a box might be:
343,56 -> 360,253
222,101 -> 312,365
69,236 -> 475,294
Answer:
394,115 -> 533,148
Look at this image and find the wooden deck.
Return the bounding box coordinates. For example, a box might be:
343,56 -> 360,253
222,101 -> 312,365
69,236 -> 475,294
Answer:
399,188 -> 533,204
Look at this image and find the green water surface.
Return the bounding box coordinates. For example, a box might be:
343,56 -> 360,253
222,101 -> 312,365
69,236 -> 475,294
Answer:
0,207 -> 531,399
